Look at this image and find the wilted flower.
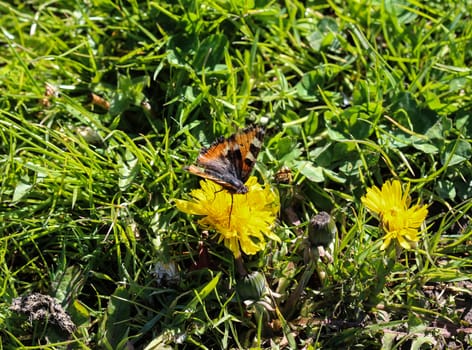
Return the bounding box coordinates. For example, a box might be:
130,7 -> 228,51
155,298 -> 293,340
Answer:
152,261 -> 180,286
176,177 -> 280,258
362,179 -> 428,250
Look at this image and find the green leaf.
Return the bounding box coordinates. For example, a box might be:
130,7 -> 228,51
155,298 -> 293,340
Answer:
412,141 -> 438,154
118,149 -> 140,191
276,137 -> 302,163
295,71 -> 323,102
306,17 -> 339,52
435,180 -> 456,200
441,139 -> 471,167
304,111 -> 319,135
323,168 -> 346,183
295,160 -> 325,183
12,181 -> 32,203
51,265 -> 84,304
424,117 -> 452,140
68,299 -> 91,328
98,286 -> 131,349
193,34 -> 228,71
456,113 -> 472,137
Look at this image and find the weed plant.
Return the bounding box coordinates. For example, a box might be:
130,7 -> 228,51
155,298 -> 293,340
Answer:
1,0 -> 471,349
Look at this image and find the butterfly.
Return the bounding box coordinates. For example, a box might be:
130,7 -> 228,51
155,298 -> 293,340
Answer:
185,125 -> 265,194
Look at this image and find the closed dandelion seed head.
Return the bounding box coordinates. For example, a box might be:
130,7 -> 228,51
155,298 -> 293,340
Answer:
308,211 -> 337,247
176,177 -> 280,258
361,179 -> 428,250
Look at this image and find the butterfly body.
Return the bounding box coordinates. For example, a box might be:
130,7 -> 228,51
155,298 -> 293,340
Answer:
185,125 -> 265,194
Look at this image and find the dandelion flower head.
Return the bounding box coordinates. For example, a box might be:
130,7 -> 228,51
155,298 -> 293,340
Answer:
361,179 -> 428,250
176,177 -> 280,258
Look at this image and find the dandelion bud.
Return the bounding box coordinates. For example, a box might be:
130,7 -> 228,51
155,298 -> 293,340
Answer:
236,271 -> 266,301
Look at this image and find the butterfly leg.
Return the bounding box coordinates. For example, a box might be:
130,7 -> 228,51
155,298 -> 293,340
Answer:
228,193 -> 234,228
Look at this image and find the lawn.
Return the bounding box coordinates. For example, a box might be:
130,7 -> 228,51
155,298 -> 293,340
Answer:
1,0 -> 471,349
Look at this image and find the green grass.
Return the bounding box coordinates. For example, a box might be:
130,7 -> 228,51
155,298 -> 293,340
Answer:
1,0 -> 472,348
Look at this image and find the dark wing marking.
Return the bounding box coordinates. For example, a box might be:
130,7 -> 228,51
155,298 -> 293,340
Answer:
232,125 -> 264,182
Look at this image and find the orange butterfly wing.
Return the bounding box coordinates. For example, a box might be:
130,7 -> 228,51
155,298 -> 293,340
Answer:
186,125 -> 265,193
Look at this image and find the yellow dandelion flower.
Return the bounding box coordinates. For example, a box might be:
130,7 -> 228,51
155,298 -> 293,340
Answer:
176,177 -> 280,258
361,179 -> 428,250
361,180 -> 410,218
